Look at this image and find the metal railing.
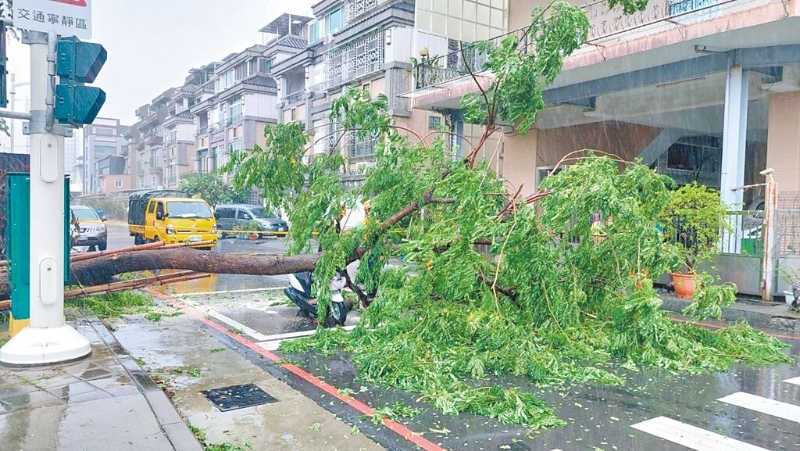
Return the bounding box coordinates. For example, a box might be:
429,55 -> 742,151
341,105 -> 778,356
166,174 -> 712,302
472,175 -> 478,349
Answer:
414,0 -> 738,90
284,91 -> 305,105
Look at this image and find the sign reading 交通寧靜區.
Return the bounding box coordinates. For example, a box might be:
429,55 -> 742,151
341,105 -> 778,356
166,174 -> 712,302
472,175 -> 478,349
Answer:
12,0 -> 92,39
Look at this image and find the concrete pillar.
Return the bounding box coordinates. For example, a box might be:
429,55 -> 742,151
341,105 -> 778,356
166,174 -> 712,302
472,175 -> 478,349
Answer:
720,64 -> 749,210
765,91 -> 800,193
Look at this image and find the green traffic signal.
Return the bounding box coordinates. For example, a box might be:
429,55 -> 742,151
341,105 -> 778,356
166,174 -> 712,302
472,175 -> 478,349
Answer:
54,37 -> 107,126
54,84 -> 106,126
56,37 -> 107,84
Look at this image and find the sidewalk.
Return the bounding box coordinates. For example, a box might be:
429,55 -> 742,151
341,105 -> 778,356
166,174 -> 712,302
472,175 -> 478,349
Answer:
0,315 -> 203,451
658,290 -> 800,331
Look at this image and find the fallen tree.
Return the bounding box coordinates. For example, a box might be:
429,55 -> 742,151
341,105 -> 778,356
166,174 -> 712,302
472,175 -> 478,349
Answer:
1,0 -> 792,430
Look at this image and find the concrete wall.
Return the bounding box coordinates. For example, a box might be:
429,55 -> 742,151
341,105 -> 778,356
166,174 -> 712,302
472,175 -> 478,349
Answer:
244,93 -> 278,119
766,91 -> 800,193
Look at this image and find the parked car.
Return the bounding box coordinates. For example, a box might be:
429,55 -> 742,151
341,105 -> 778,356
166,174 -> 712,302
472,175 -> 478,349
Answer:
70,205 -> 108,251
215,204 -> 288,238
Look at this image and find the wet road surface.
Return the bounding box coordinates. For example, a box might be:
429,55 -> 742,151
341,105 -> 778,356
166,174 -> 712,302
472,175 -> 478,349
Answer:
107,224 -> 800,450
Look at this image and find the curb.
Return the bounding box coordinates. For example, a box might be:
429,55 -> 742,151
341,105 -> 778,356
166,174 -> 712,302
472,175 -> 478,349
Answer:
84,315 -> 204,451
658,293 -> 800,332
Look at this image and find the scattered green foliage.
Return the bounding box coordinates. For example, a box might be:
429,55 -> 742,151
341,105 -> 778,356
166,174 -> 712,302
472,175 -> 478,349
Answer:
205,443 -> 250,451
133,357 -> 146,367
173,367 -> 202,378
364,402 -> 423,425
188,424 -> 207,443
145,311 -> 184,322
69,291 -> 154,318
307,422 -> 322,431
209,347 -> 225,354
683,274 -> 736,323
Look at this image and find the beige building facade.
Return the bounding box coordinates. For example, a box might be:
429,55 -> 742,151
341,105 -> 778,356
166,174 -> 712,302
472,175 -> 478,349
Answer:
408,0 -> 800,211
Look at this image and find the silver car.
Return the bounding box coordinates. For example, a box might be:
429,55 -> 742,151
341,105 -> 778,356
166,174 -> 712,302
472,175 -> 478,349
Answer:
70,205 -> 108,251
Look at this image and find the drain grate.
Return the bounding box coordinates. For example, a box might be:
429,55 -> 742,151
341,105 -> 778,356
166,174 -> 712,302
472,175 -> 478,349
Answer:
202,383 -> 278,412
498,444 -> 531,451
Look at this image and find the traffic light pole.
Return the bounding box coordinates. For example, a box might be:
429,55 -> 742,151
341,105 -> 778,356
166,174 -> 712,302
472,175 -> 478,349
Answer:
0,31 -> 90,365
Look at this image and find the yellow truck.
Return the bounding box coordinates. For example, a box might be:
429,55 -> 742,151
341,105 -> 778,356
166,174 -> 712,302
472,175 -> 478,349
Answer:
128,190 -> 217,249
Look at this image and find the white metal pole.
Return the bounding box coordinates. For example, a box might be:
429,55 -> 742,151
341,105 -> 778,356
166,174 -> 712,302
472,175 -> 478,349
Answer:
0,31 -> 90,365
9,72 -> 15,153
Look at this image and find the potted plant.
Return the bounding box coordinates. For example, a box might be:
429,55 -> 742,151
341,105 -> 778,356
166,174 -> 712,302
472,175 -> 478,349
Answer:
659,182 -> 729,299
778,266 -> 800,309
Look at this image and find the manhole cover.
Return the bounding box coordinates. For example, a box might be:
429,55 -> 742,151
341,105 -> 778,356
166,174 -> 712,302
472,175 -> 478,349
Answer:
202,383 -> 278,411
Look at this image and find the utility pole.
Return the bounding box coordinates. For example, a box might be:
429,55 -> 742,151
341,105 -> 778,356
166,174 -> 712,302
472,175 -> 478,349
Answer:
0,31 -> 90,364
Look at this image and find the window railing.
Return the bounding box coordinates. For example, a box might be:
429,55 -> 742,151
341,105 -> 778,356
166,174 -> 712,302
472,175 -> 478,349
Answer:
326,28 -> 384,89
284,91 -> 305,105
344,0 -> 384,24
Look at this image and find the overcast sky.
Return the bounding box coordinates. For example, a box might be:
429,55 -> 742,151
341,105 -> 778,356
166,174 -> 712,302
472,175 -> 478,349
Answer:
7,0 -> 314,125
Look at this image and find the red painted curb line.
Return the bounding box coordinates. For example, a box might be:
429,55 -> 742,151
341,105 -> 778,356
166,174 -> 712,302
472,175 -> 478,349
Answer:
145,288 -> 447,451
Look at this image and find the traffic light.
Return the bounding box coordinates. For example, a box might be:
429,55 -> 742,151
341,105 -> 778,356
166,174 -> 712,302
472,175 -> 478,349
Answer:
54,36 -> 106,126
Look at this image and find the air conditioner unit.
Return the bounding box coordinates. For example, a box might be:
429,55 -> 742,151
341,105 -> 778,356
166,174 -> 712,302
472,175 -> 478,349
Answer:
324,34 -> 334,45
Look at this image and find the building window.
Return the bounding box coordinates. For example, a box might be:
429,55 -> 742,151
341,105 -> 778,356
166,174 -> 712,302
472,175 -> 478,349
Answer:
291,108 -> 297,121
428,116 -> 442,130
328,9 -> 342,34
114,180 -> 123,188
248,58 -> 258,76
94,127 -> 115,136
228,98 -> 243,125
260,58 -> 272,74
309,20 -> 321,42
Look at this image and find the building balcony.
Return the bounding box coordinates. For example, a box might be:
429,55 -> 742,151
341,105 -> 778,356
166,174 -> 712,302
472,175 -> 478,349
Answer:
413,0 -> 741,91
146,134 -> 163,146
344,0 -> 386,25
284,90 -> 305,105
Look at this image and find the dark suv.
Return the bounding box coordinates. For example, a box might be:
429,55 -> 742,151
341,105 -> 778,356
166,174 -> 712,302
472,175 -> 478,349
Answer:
215,204 -> 288,238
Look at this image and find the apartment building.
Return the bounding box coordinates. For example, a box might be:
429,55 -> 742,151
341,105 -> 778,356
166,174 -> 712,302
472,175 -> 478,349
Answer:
83,118 -> 128,195
96,155 -> 130,194
191,15 -> 307,178
408,0 -> 800,212
128,67 -> 215,191
273,0 -> 439,176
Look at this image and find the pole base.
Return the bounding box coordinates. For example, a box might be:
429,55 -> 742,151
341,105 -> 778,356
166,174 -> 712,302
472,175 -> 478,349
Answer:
0,325 -> 91,366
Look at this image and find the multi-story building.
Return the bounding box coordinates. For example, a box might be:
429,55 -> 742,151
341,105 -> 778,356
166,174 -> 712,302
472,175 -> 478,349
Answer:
273,0 -> 438,174
96,155 -> 130,194
191,14 -> 305,178
408,0 -> 800,211
83,118 -> 128,195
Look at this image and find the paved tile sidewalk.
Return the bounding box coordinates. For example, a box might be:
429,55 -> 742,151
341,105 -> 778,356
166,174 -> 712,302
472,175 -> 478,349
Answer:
0,316 -> 202,451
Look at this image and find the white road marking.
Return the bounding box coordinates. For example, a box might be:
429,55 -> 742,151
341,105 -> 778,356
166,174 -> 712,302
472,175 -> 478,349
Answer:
631,416 -> 770,451
784,377 -> 800,387
718,392 -> 800,424
173,287 -> 284,297
257,325 -> 358,352
203,309 -> 271,341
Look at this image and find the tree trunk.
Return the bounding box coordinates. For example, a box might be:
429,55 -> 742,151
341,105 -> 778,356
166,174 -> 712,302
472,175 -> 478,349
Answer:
0,248 -> 323,300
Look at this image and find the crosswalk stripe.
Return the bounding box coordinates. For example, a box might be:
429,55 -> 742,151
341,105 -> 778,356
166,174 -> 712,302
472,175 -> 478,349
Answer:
631,416 -> 770,451
718,392 -> 800,424
784,377 -> 800,386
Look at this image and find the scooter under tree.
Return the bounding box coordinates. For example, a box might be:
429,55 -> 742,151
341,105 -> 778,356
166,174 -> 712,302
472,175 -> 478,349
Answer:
283,210 -> 377,327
